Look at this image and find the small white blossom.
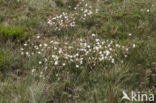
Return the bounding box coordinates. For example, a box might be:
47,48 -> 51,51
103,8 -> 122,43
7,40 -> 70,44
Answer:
124,55 -> 128,58
62,63 -> 66,66
92,34 -> 96,37
133,44 -> 136,48
38,51 -> 41,54
105,50 -> 110,56
39,61 -> 42,65
128,33 -> 132,36
36,36 -> 40,39
76,65 -> 79,68
21,52 -> 24,55
39,44 -> 42,47
20,48 -> 24,51
44,43 -> 48,47
32,69 -> 36,73
54,61 -> 58,65
24,43 -> 27,46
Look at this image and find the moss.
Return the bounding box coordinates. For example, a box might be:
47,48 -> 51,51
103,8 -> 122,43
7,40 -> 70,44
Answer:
0,25 -> 29,41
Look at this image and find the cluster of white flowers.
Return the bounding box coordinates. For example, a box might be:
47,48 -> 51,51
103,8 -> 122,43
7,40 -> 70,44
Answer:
73,1 -> 95,20
47,0 -> 98,31
48,12 -> 76,31
20,33 -> 137,78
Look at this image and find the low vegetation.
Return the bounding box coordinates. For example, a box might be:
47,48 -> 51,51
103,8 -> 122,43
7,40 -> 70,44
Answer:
0,25 -> 29,41
0,0 -> 155,103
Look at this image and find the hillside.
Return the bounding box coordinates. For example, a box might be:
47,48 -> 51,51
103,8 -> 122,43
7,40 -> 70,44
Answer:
0,0 -> 156,103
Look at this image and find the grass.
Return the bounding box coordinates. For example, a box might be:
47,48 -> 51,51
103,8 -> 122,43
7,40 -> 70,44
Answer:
0,0 -> 155,103
0,50 -> 13,72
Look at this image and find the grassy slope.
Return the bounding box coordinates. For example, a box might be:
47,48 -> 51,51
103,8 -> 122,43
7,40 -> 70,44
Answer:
0,0 -> 156,103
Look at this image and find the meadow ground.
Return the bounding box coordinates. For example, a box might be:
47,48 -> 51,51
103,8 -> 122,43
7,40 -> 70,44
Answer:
0,0 -> 156,103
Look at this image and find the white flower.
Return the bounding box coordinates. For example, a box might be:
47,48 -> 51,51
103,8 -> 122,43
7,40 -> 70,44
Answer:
133,44 -> 136,48
44,58 -> 48,62
39,61 -> 42,65
84,9 -> 88,13
76,53 -> 79,57
104,56 -> 108,59
54,42 -> 59,45
34,46 -> 39,50
109,48 -> 112,51
20,48 -> 24,51
48,19 -> 52,25
40,72 -> 43,75
26,52 -> 29,55
102,41 -> 105,45
38,51 -> 41,54
54,61 -> 58,65
59,48 -> 63,54
124,55 -> 128,58
62,63 -> 66,66
88,45 -> 91,48
96,39 -> 100,42
54,47 -> 57,50
80,60 -> 83,65
126,48 -> 129,51
116,44 -> 120,48
128,33 -> 132,36
105,50 -> 110,56
88,10 -> 93,15
21,52 -> 24,55
95,46 -> 99,51
44,43 -> 48,47
147,9 -> 150,12
99,51 -> 102,54
50,41 -> 54,43
24,43 -> 27,46
39,44 -> 42,47
76,65 -> 79,68
111,59 -> 115,63
92,34 -> 96,37
70,22 -> 75,27
68,46 -> 73,49
36,36 -> 40,39
56,74 -> 58,77
32,69 -> 36,73
96,9 -> 99,13
44,66 -> 48,70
